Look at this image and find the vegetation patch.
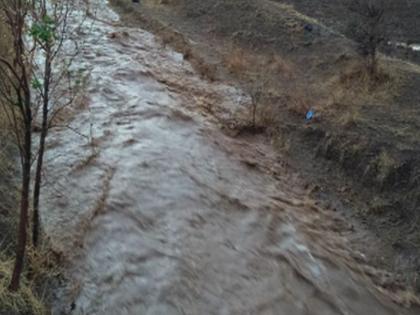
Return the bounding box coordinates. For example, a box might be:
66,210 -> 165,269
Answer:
0,253 -> 45,315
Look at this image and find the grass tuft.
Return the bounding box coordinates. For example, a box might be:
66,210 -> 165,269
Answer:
0,251 -> 47,315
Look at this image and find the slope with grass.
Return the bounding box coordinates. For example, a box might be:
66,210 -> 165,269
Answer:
278,0 -> 420,63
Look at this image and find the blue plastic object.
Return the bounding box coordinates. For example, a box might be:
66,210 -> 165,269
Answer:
306,110 -> 314,120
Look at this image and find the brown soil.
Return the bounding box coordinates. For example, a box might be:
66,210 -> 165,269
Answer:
110,0 -> 420,292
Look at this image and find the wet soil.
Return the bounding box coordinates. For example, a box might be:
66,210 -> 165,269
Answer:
41,0 -> 420,314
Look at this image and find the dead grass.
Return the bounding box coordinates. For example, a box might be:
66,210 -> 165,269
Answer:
335,107 -> 363,128
0,245 -> 61,315
224,48 -> 250,74
223,47 -> 295,79
284,85 -> 314,117
339,61 -> 396,94
333,58 -> 399,101
313,56 -> 403,127
223,47 -> 303,128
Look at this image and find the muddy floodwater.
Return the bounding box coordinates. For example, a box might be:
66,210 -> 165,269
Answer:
41,1 -> 419,314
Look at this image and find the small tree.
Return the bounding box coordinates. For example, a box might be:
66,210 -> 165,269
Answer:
347,0 -> 387,76
30,0 -> 81,247
247,70 -> 272,129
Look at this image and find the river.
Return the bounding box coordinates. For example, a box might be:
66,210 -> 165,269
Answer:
40,1 -> 419,314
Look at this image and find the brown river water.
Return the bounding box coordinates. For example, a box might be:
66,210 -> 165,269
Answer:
40,1 -> 419,314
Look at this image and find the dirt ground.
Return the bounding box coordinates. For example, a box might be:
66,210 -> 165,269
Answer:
110,0 -> 420,292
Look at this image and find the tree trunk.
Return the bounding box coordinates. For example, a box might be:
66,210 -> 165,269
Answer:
9,118 -> 32,292
32,47 -> 51,247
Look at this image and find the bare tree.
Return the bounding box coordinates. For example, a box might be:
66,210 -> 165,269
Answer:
29,0 -> 82,247
247,67 -> 274,129
347,0 -> 388,76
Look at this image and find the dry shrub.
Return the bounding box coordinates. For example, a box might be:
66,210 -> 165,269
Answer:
333,58 -> 399,103
335,107 -> 362,128
286,88 -> 312,116
317,57 -> 401,124
339,60 -> 392,90
0,244 -> 62,315
224,48 -> 300,128
258,99 -> 280,127
224,48 -> 295,80
160,29 -> 189,51
224,48 -> 251,74
242,83 -> 308,132
193,58 -> 218,81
